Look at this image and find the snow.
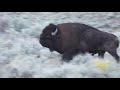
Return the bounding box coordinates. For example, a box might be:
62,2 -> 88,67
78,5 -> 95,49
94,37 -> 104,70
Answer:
0,12 -> 120,78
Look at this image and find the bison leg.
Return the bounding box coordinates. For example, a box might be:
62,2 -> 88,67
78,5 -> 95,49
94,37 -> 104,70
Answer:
98,51 -> 105,58
62,53 -> 73,62
107,49 -> 120,63
91,53 -> 95,56
62,51 -> 77,62
91,52 -> 97,56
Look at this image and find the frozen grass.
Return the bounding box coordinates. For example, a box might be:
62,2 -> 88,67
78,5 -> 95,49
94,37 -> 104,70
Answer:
0,12 -> 120,78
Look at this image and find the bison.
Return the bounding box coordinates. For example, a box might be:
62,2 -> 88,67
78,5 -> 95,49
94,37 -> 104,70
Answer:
39,23 -> 120,62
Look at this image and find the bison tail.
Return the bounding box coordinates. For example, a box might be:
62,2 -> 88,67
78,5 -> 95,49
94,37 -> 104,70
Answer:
116,37 -> 119,48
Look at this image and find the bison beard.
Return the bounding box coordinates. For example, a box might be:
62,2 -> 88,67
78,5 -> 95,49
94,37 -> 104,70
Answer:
40,23 -> 120,63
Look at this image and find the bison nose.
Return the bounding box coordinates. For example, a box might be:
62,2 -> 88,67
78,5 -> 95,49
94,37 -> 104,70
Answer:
39,40 -> 46,47
39,39 -> 42,44
39,38 -> 44,45
40,35 -> 44,40
39,39 -> 43,46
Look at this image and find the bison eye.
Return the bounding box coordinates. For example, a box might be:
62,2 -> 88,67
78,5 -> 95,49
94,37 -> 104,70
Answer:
46,36 -> 50,38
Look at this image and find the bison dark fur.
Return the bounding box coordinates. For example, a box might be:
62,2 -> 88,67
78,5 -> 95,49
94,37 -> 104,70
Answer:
39,23 -> 120,62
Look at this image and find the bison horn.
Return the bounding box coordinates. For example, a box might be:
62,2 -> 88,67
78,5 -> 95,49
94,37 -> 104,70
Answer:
51,28 -> 58,36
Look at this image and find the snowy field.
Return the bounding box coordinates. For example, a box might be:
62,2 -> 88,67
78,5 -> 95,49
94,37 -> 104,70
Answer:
0,12 -> 120,78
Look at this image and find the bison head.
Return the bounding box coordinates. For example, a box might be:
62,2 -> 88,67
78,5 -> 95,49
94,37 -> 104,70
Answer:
39,23 -> 59,52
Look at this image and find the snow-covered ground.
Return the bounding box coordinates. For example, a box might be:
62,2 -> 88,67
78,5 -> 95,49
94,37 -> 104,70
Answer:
0,12 -> 120,78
